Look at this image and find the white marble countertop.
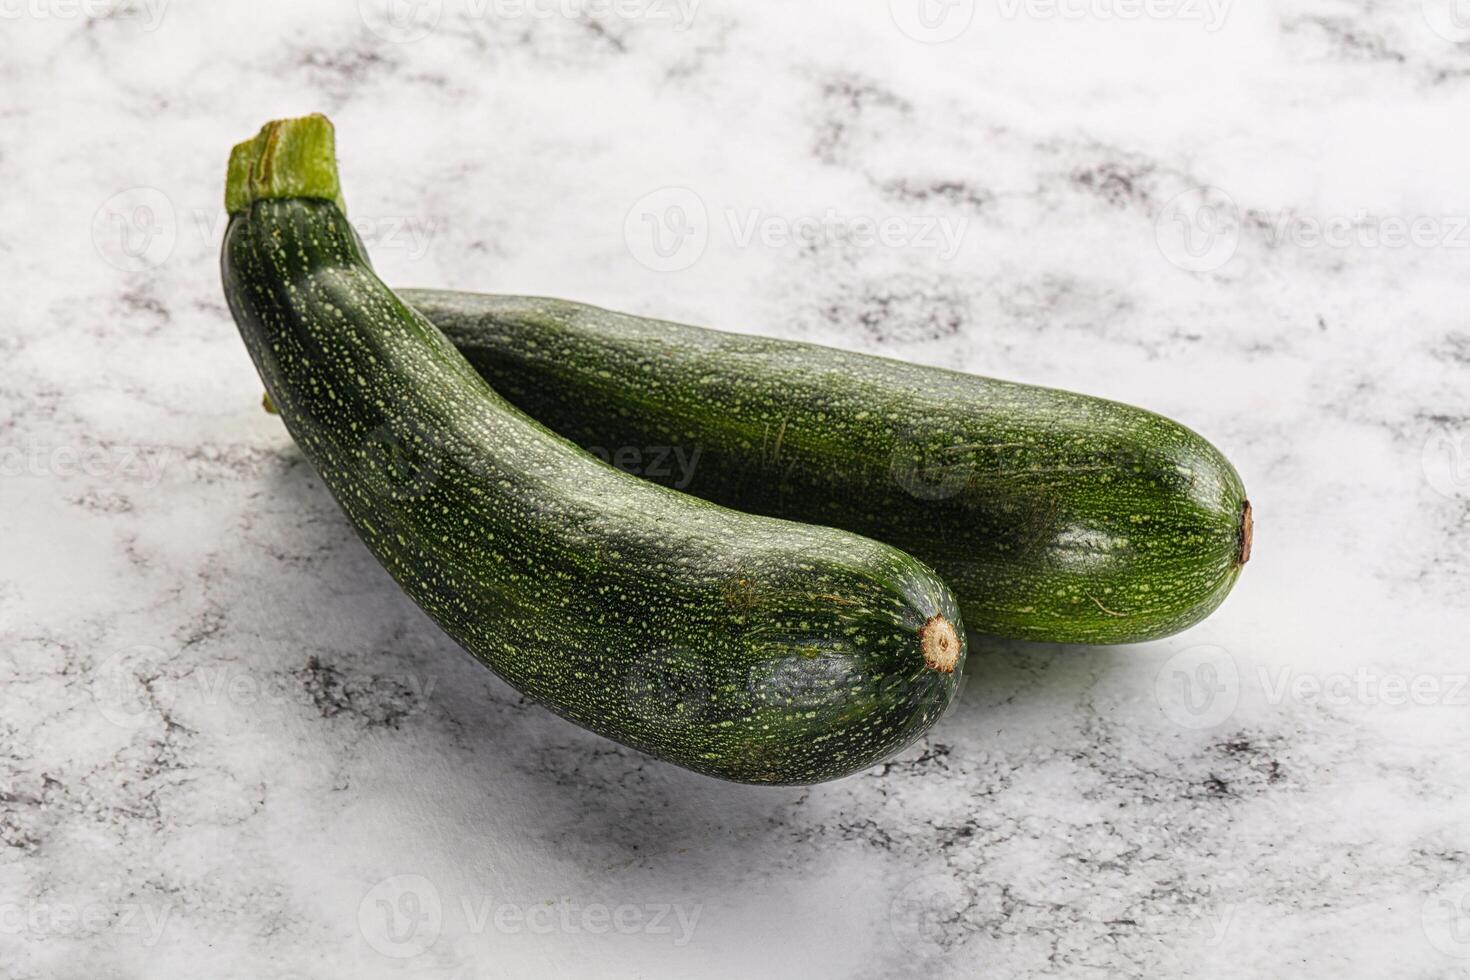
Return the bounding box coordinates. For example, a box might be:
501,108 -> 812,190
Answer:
5,1 -> 1470,977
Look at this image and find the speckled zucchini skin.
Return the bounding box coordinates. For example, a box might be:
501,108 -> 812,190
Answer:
403,290 -> 1251,645
222,189 -> 965,785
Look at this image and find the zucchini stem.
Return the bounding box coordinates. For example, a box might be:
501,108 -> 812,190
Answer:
225,114 -> 345,216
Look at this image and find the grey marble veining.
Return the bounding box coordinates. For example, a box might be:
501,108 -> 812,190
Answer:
3,1 -> 1470,977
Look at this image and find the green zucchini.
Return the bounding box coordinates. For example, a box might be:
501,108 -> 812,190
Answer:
401,291 -> 1251,645
221,115 -> 965,785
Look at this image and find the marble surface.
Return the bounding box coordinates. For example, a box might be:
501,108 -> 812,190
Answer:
4,0 -> 1470,976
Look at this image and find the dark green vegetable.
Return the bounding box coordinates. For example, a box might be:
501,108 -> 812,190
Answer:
221,115 -> 965,785
403,290 -> 1252,645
